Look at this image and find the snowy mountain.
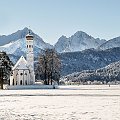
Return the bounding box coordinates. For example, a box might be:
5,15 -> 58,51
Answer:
1,27 -> 120,77
54,31 -> 106,53
0,27 -> 53,57
0,27 -> 29,46
98,36 -> 120,50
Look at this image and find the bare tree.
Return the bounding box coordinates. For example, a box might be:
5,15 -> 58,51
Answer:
37,49 -> 61,85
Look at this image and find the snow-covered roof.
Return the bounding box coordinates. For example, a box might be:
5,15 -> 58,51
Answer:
26,30 -> 33,38
12,56 -> 29,70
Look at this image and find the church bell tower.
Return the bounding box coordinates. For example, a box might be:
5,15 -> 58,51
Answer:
26,30 -> 35,84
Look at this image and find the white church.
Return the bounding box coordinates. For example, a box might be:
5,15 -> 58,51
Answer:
10,32 -> 35,86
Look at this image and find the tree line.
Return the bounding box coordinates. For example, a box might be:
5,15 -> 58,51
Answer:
0,49 -> 61,89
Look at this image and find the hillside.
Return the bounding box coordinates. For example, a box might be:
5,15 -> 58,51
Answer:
62,60 -> 120,82
60,47 -> 120,76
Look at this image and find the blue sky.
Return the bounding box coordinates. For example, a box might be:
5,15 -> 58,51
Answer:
0,0 -> 120,44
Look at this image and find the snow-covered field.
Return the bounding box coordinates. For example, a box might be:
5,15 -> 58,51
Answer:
0,85 -> 120,120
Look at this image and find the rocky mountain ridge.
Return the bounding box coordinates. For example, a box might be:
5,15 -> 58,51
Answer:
0,27 -> 120,55
54,31 -> 106,53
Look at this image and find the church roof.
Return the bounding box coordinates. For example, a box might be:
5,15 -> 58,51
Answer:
12,56 -> 29,70
26,30 -> 33,38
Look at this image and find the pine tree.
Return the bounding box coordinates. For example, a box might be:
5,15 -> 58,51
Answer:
0,52 -> 12,89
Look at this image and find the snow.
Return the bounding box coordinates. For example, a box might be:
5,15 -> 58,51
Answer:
55,31 -> 106,53
1,42 -> 13,47
0,85 -> 120,120
0,38 -> 26,54
99,36 -> 120,50
0,27 -> 53,56
12,56 -> 28,70
6,85 -> 58,90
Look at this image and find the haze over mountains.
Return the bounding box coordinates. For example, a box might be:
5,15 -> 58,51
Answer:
0,27 -> 120,77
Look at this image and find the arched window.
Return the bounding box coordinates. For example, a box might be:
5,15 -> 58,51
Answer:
25,80 -> 27,85
13,79 -> 14,85
20,73 -> 23,76
20,80 -> 22,85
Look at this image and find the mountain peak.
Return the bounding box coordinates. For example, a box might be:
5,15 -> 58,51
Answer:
0,27 -> 53,56
58,35 -> 67,40
74,31 -> 91,38
74,31 -> 87,35
0,27 -> 35,46
55,31 -> 105,53
22,27 -> 33,34
23,27 -> 29,30
17,27 -> 33,36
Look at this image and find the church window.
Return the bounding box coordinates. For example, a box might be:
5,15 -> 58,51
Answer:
13,79 -> 14,85
20,73 -> 23,76
25,80 -> 27,85
25,73 -> 27,75
27,45 -> 28,48
20,80 -> 22,85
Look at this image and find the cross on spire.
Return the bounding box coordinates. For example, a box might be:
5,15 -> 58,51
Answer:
28,26 -> 31,34
29,29 -> 30,34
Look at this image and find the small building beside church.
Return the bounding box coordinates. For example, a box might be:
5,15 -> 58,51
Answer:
10,32 -> 35,85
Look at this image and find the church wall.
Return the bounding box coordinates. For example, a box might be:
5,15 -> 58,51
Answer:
10,69 -> 31,86
10,75 -> 13,85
